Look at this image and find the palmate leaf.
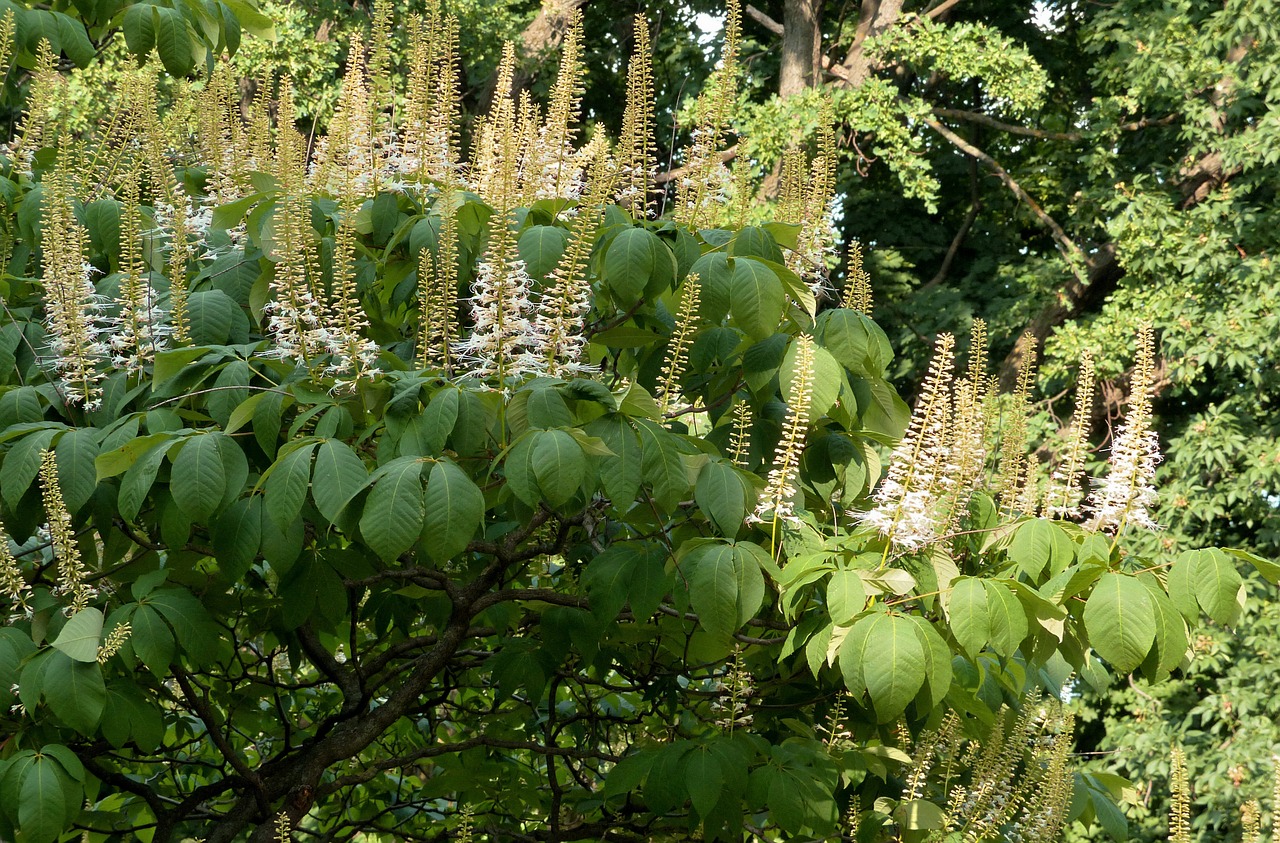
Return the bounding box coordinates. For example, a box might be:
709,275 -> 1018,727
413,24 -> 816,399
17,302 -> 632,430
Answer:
694,459 -> 748,537
729,257 -> 784,341
604,227 -> 659,301
43,652 -> 106,736
311,439 -> 368,525
530,429 -> 586,507
18,751 -> 72,843
944,577 -> 989,659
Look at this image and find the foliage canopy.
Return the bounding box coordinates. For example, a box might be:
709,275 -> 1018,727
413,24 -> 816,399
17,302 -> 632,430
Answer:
0,1 -> 1274,841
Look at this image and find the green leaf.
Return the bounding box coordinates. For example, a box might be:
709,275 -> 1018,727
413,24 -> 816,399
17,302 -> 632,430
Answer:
186,290 -> 238,345
146,587 -> 219,665
153,7 -> 194,76
685,744 -> 724,818
170,434 -> 227,523
96,431 -> 171,482
1189,548 -> 1245,626
730,258 -> 784,340
525,387 -> 573,430
531,429 -> 586,507
1008,519 -> 1074,579
421,387 -> 460,454
122,2 -> 156,56
53,428 -> 97,516
826,570 -> 866,626
691,251 -> 732,322
1084,573 -> 1156,674
635,419 -> 689,512
43,652 -> 106,735
130,605 -> 176,674
50,608 -> 103,663
41,745 -> 83,783
780,337 -> 842,417
588,416 -> 642,510
910,616 -> 953,711
152,347 -> 214,389
899,799 -> 947,831
422,460 -> 484,562
695,460 -> 747,537
1224,547 -> 1280,585
311,439 -> 368,525
730,226 -> 784,262
584,542 -> 669,622
590,325 -> 663,348
360,457 -> 425,561
815,309 -> 894,378
605,227 -> 659,302
945,577 -> 990,659
683,540 -> 766,642
518,225 -> 568,281
859,613 -> 927,722
212,496 -> 262,581
1138,577 -> 1189,680
984,581 -> 1029,657
2,428 -> 58,508
264,441 -> 317,531
117,436 -> 174,521
18,752 -> 70,843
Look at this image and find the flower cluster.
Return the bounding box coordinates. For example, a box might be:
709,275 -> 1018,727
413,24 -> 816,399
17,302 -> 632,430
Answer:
857,333 -> 959,549
753,335 -> 817,528
458,253 -> 546,381
40,451 -> 96,614
40,165 -> 109,410
0,517 -> 31,620
1086,323 -> 1161,533
1043,350 -> 1097,519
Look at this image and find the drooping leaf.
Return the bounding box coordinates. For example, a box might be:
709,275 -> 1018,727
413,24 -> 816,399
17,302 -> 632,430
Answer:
695,459 -> 748,537
169,434 -> 227,523
17,751 -> 71,843
945,577 -> 990,659
530,429 -> 586,507
683,540 -> 767,642
422,459 -> 484,562
359,457 -> 426,561
730,257 -> 784,341
1084,573 -> 1156,674
826,570 -> 867,626
311,439 -> 368,525
858,613 -> 927,722
264,441 -> 317,531
43,652 -> 106,735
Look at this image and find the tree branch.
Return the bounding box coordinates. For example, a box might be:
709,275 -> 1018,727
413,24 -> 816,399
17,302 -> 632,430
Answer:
931,107 -> 1178,141
745,5 -> 783,36
923,115 -> 1089,275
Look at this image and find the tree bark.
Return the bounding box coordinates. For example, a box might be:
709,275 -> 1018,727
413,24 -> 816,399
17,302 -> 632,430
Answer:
839,0 -> 904,87
476,0 -> 589,115
780,0 -> 824,98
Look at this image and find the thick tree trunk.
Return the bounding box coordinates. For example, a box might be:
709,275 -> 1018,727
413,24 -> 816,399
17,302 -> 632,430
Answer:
780,0 -> 824,98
